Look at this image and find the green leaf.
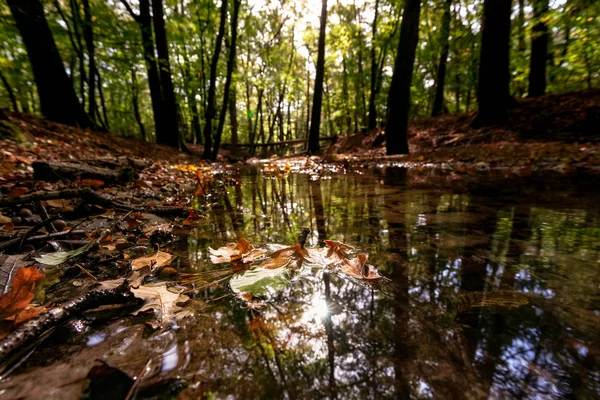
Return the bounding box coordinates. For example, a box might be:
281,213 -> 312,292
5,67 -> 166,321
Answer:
229,266 -> 291,298
34,241 -> 96,266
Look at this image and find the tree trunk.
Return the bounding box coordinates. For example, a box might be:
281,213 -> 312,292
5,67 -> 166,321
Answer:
96,70 -> 110,129
152,0 -> 180,148
517,0 -> 525,52
202,0 -> 228,158
82,0 -> 97,123
212,0 -> 241,160
230,86 -> 239,153
0,70 -> 19,112
472,0 -> 512,127
122,0 -> 165,143
384,0 -> 421,155
307,0 -> 328,154
431,0 -> 452,117
367,0 -> 380,129
130,68 -> 147,141
528,0 -> 549,97
8,0 -> 90,127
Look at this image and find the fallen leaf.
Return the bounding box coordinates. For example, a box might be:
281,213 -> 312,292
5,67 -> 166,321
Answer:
1,222 -> 14,232
45,199 -> 74,211
322,240 -> 354,266
0,266 -> 44,321
0,213 -> 12,224
131,250 -> 173,271
8,187 -> 29,197
209,238 -> 266,268
259,243 -> 304,269
79,179 -> 105,188
34,241 -> 96,266
230,266 -> 291,298
339,254 -> 382,280
132,284 -> 191,327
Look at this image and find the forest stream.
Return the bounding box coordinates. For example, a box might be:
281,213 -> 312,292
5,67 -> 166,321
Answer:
1,167 -> 598,399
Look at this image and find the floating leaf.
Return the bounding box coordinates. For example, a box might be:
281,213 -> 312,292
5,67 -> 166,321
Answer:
0,266 -> 44,321
322,240 -> 354,266
131,250 -> 173,271
209,238 -> 266,268
131,283 -> 192,327
339,254 -> 381,280
259,243 -> 303,269
34,240 -> 95,266
229,266 -> 291,298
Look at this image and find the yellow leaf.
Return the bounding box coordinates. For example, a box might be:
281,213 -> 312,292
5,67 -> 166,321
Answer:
131,250 -> 173,271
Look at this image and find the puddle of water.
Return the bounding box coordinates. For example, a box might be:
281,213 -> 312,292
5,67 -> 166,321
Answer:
173,168 -> 600,398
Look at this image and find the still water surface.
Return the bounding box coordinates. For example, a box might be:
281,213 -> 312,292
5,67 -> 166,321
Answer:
179,168 -> 600,399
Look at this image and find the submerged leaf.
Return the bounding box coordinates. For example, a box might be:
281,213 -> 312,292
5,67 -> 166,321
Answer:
131,283 -> 192,326
34,240 -> 96,266
455,290 -> 529,313
229,266 -> 291,298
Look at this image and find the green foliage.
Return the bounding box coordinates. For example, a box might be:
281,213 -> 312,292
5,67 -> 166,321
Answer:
0,0 -> 597,142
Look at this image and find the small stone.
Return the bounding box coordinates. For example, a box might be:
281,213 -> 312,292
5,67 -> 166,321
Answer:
11,216 -> 22,225
52,219 -> 67,231
115,239 -> 131,250
19,208 -> 33,217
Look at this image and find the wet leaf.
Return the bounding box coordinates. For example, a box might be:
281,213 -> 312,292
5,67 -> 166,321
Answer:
34,240 -> 96,266
131,250 -> 173,271
229,266 -> 291,298
209,238 -> 266,268
0,266 -> 44,321
131,283 -> 192,326
339,254 -> 382,280
259,243 -> 303,269
8,187 -> 29,197
0,213 -> 12,224
1,222 -> 14,231
79,179 -> 105,188
322,240 -> 354,266
45,199 -> 74,211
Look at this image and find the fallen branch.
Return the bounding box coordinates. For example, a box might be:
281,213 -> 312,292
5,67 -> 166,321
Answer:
33,161 -> 134,183
0,188 -> 188,217
0,281 -> 137,366
0,216 -> 60,252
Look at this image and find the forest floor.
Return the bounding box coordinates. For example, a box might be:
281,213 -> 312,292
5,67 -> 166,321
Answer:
0,89 -> 597,397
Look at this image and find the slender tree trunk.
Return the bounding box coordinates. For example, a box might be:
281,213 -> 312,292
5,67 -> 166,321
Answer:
528,0 -> 549,97
384,0 -> 421,155
230,86 -> 239,152
152,0 -> 180,148
212,0 -> 241,160
432,0 -> 452,116
472,0 -> 512,127
96,70 -> 109,129
70,0 -> 86,108
517,0 -> 525,52
0,70 -> 19,112
121,0 -> 165,142
130,69 -> 147,141
8,0 -> 90,127
82,0 -> 97,122
202,0 -> 228,158
307,0 -> 328,154
367,0 -> 380,129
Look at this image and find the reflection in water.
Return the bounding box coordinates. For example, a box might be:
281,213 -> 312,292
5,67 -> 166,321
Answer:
177,169 -> 600,398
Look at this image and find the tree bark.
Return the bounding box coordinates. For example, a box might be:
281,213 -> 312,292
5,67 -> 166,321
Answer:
0,70 -> 19,112
367,0 -> 380,129
82,0 -> 97,123
230,86 -> 239,153
384,0 -> 421,155
130,68 -> 147,141
431,0 -> 452,117
202,0 -> 228,158
121,0 -> 165,143
528,0 -> 549,97
472,0 -> 512,127
212,0 -> 241,160
7,0 -> 90,127
152,0 -> 180,148
307,0 -> 328,154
